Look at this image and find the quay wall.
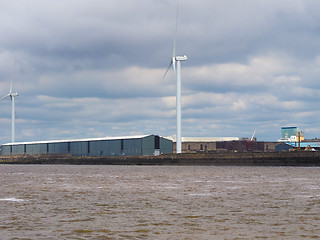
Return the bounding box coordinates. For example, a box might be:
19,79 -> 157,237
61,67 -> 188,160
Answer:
0,152 -> 320,166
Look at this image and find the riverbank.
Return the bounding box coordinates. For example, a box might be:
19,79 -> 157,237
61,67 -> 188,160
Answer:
1,151 -> 320,166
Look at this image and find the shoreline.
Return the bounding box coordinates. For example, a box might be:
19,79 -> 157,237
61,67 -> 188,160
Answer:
1,151 -> 320,166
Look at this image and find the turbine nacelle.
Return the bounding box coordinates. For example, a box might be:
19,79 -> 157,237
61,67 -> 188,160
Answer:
10,92 -> 19,98
175,55 -> 187,61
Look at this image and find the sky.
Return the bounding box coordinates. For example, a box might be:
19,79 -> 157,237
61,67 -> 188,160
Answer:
1,0 -> 320,144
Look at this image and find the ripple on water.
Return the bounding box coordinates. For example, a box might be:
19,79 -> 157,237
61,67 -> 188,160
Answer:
0,198 -> 25,202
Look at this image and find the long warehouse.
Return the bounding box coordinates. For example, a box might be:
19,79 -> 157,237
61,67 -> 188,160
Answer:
0,135 -> 172,156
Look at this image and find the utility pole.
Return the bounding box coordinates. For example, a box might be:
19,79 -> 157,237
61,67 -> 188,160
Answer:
298,131 -> 301,151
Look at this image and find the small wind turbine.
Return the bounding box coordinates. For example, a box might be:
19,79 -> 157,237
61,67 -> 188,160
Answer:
0,63 -> 19,143
163,4 -> 187,154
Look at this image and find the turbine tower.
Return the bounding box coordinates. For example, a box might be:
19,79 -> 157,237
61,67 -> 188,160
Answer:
163,4 -> 187,153
0,63 -> 19,143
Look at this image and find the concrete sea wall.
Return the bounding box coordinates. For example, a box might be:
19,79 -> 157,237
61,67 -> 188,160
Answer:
1,152 -> 320,166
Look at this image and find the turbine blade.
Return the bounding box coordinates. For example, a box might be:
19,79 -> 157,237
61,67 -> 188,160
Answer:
163,60 -> 173,79
164,3 -> 179,79
10,79 -> 13,94
10,61 -> 16,94
0,94 -> 10,101
172,37 -> 176,58
172,57 -> 176,72
172,3 -> 179,58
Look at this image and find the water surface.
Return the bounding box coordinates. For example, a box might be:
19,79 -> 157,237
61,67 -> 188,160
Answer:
0,165 -> 319,239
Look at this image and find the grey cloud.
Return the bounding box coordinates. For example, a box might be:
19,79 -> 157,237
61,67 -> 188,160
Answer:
2,0 -> 320,143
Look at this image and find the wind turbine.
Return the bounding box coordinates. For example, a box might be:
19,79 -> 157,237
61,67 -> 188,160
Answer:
1,63 -> 19,143
163,4 -> 187,154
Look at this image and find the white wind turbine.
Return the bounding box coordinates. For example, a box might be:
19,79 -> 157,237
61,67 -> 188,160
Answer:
0,63 -> 19,143
163,4 -> 187,154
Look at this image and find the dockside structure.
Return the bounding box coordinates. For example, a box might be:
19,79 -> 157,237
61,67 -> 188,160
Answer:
0,135 -> 173,156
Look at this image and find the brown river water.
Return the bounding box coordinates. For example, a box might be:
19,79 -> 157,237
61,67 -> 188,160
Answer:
0,165 -> 319,239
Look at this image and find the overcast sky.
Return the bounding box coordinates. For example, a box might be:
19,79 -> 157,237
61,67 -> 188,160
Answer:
1,0 -> 320,144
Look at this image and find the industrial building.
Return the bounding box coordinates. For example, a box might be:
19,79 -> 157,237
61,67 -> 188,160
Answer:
169,136 -> 281,153
169,137 -> 240,153
278,127 -> 304,142
274,126 -> 320,151
0,135 -> 172,156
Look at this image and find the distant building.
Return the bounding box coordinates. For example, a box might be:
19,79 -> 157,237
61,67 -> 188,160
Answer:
168,136 -> 284,153
264,142 -> 283,152
168,136 -> 251,153
216,140 -> 266,152
278,127 -> 304,142
0,135 -> 172,156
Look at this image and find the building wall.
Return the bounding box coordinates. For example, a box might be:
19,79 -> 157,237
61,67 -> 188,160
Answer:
0,135 -> 173,156
123,138 -> 142,156
160,137 -> 174,154
176,142 -> 217,153
216,141 -> 265,152
26,143 -> 47,155
12,144 -> 25,155
49,142 -> 69,154
142,135 -> 154,155
174,141 -> 269,153
68,141 -> 86,156
264,142 -> 283,152
281,127 -> 298,139
275,143 -> 292,152
142,135 -> 173,155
